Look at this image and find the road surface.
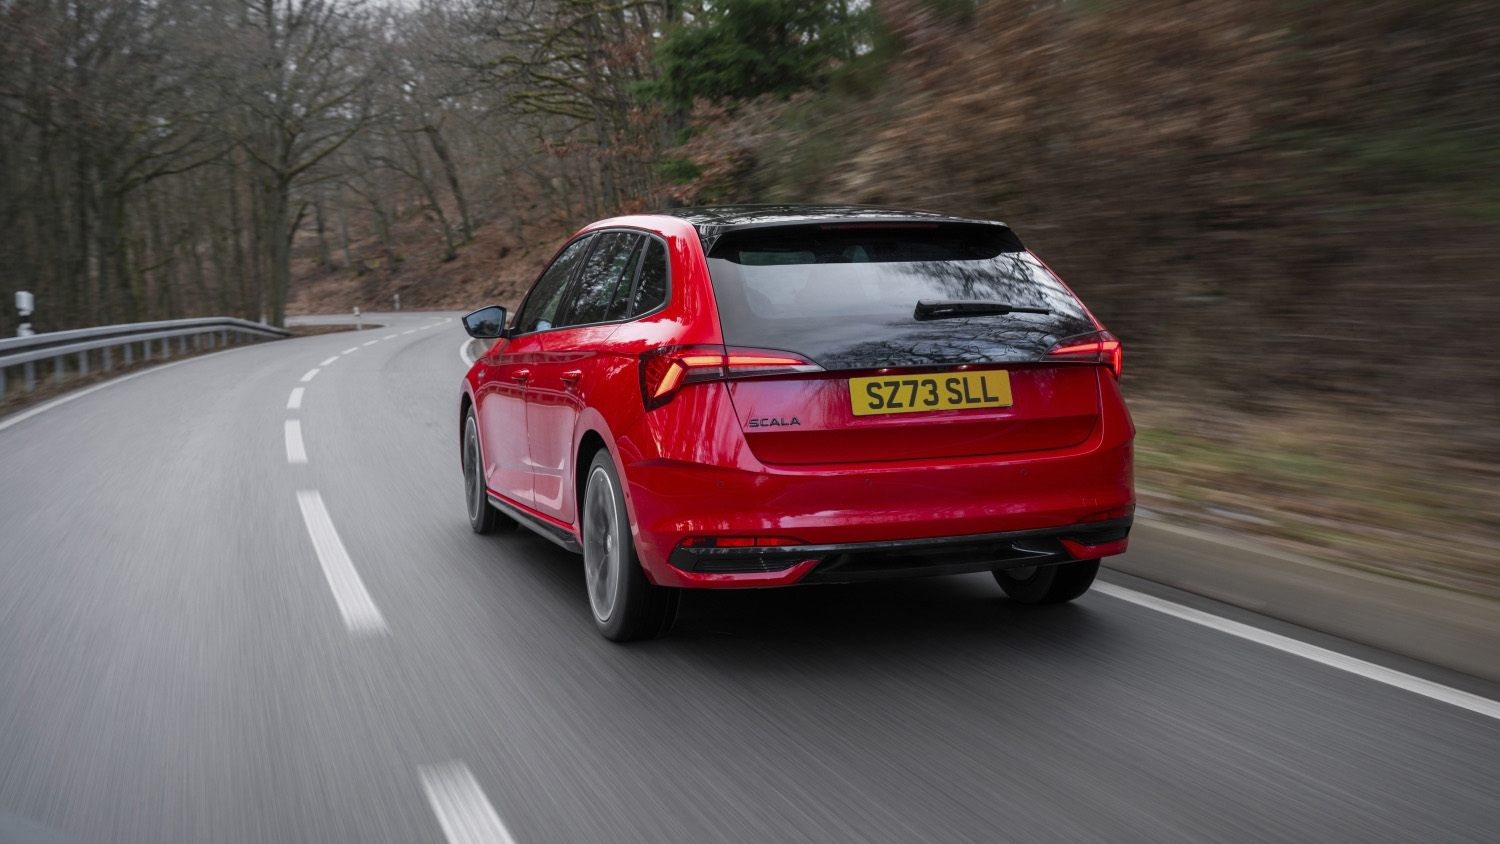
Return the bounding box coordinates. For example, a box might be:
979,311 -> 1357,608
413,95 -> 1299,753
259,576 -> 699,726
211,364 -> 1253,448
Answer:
1,314 -> 1497,843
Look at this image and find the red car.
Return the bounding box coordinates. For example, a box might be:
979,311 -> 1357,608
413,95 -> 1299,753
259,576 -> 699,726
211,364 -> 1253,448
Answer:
460,206 -> 1134,641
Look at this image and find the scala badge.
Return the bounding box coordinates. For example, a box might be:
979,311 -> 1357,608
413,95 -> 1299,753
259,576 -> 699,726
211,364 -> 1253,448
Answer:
747,417 -> 801,428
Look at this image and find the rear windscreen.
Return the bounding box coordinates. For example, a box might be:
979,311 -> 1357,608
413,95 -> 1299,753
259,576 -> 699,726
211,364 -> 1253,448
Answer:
705,224 -> 1096,370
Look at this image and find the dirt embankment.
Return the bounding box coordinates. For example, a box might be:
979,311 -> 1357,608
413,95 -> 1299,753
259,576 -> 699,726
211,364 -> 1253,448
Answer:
285,207 -> 574,318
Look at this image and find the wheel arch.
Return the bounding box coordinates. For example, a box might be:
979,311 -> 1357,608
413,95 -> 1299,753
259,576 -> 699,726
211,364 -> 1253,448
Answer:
575,429 -> 610,530
458,391 -> 475,466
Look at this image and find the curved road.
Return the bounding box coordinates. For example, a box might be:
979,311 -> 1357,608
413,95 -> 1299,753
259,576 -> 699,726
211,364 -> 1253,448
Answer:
1,314 -> 1497,843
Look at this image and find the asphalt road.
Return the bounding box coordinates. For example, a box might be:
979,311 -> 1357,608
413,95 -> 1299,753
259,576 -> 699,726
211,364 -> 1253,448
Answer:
1,314 -> 1497,844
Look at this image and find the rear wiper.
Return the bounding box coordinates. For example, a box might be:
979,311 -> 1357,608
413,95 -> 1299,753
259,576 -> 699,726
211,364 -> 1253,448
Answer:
913,300 -> 1051,321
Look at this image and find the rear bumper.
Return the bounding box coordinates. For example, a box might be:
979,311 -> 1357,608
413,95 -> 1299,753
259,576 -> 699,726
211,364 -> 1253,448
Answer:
661,518 -> 1131,588
614,371 -> 1135,589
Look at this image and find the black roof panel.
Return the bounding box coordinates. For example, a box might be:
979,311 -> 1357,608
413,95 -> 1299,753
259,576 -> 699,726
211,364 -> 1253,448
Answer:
656,204 -> 1008,252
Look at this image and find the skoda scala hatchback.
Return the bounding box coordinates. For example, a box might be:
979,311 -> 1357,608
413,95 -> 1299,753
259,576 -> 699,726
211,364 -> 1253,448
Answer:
460,206 -> 1133,641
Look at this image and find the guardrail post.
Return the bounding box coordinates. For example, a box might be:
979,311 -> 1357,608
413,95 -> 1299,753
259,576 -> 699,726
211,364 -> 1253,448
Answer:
1,366 -> 6,396
78,350 -> 88,377
194,333 -> 201,352
23,361 -> 35,391
53,355 -> 64,383
178,335 -> 187,355
103,345 -> 112,372
143,339 -> 151,361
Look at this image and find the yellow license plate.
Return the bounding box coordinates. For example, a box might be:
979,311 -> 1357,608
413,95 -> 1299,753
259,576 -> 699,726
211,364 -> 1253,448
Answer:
849,371 -> 1012,416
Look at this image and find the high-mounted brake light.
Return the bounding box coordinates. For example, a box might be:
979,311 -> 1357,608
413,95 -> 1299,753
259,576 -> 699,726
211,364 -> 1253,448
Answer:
640,345 -> 823,409
1045,330 -> 1122,378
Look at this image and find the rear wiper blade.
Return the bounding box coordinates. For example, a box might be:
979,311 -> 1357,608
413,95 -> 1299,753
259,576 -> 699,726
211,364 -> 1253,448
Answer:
913,300 -> 1051,321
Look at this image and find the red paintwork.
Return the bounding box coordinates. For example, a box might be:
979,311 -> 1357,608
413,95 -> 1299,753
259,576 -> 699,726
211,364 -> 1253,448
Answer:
461,214 -> 1135,589
727,366 -> 1100,465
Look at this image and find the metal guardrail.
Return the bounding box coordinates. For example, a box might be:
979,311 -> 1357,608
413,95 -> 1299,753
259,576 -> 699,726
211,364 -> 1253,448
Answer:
0,317 -> 292,395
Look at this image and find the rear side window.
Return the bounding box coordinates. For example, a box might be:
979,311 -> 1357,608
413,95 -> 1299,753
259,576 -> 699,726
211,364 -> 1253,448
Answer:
628,238 -> 669,317
560,232 -> 643,327
704,224 -> 1094,369
516,236 -> 591,334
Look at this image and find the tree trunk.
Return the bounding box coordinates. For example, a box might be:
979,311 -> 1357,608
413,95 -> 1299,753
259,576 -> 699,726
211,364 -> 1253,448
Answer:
336,186 -> 354,269
423,124 -> 473,242
314,192 -> 333,267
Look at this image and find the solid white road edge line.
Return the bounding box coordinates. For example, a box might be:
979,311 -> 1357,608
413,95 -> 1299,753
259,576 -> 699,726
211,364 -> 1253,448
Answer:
295,490 -> 388,635
0,347 -> 243,434
459,339 -> 478,368
419,762 -> 518,844
284,420 -> 308,464
1092,582 -> 1500,721
320,355 -> 339,366
287,387 -> 304,410
300,368 -> 320,382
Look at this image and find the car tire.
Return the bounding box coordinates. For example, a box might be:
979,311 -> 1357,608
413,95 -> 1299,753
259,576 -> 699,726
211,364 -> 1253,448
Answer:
582,450 -> 679,641
463,407 -> 515,534
993,559 -> 1100,604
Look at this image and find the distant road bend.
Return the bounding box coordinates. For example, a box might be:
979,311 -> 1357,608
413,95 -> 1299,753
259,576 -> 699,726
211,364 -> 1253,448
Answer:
0,313 -> 1496,844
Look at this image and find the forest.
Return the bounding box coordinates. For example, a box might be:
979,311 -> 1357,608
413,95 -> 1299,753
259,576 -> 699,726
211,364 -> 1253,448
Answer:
4,0 -> 1495,400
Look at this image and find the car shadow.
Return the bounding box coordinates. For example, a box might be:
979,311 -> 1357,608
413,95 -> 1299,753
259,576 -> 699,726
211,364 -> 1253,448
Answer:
472,526 -> 1126,676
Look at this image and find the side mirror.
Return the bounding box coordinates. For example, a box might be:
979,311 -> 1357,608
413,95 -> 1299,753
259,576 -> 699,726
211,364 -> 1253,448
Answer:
463,305 -> 509,339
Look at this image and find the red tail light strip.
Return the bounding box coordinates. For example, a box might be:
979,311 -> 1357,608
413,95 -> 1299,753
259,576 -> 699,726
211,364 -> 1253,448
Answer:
641,345 -> 823,409
1045,330 -> 1122,378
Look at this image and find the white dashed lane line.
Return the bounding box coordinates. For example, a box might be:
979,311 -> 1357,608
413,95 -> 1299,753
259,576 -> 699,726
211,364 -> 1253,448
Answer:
403,330 -> 416,335
284,420 -> 308,464
287,388 -> 304,410
383,333 -> 398,340
300,368 -> 320,383
363,340 -> 379,347
296,490 -> 388,635
320,355 -> 339,366
343,347 -> 359,354
419,762 -> 519,844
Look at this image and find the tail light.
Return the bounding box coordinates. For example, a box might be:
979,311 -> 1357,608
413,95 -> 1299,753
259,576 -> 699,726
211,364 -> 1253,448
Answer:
1045,330 -> 1122,378
640,345 -> 822,410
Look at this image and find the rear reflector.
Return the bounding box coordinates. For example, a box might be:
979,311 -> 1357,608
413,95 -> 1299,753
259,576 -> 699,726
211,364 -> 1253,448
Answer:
640,345 -> 822,409
1062,537 -> 1130,559
1045,330 -> 1122,378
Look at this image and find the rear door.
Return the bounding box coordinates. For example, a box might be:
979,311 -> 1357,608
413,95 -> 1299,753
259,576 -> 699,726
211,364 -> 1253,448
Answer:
704,223 -> 1102,465
526,230 -> 645,522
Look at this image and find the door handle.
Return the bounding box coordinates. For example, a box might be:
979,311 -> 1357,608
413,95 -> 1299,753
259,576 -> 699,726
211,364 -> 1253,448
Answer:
511,369 -> 530,384
561,369 -> 583,384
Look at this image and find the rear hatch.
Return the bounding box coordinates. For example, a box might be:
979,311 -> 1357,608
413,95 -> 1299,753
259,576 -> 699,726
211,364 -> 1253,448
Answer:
705,222 -> 1102,465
